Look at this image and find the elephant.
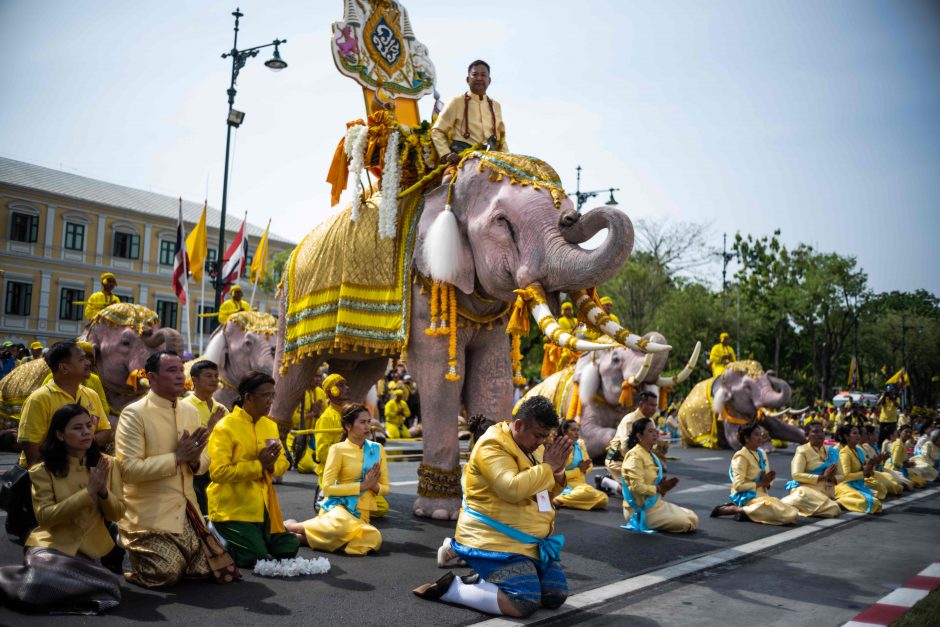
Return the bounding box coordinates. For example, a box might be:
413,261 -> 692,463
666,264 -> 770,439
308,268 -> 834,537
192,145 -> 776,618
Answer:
80,303 -> 184,418
678,360 -> 806,450
522,337 -> 701,458
270,151 -> 668,519
197,311 -> 278,409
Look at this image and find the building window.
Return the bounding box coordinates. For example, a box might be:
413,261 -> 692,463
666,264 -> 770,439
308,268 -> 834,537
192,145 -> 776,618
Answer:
10,213 -> 39,243
113,231 -> 140,259
64,222 -> 85,251
159,240 -> 176,266
117,294 -> 135,304
156,300 -> 178,328
198,305 -> 219,334
4,281 -> 32,316
59,287 -> 85,321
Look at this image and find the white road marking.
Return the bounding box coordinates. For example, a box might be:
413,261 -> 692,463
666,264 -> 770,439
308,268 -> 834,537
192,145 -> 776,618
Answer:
471,485 -> 940,627
671,483 -> 727,495
391,480 -> 419,487
877,587 -> 928,608
920,563 -> 940,578
694,456 -> 725,461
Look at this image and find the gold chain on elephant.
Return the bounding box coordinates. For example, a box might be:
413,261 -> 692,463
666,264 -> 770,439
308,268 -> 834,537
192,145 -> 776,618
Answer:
417,463 -> 463,498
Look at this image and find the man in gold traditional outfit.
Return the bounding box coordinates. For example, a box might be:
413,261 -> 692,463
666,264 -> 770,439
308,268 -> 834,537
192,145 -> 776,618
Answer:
415,396 -> 572,618
84,273 -> 121,320
115,350 -> 212,588
217,285 -> 251,324
431,60 -> 507,164
707,332 -> 736,377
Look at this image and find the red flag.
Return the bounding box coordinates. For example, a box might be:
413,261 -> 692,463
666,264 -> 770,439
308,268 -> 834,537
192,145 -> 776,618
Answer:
220,213 -> 247,296
172,198 -> 189,305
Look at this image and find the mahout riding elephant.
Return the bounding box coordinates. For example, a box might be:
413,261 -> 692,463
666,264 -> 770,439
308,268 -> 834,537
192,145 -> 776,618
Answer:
678,360 -> 806,450
270,151 -> 668,519
523,337 -> 701,458
196,311 -> 277,408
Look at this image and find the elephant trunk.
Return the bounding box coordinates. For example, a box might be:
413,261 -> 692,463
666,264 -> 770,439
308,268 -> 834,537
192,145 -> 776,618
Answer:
546,206 -> 634,292
758,374 -> 791,408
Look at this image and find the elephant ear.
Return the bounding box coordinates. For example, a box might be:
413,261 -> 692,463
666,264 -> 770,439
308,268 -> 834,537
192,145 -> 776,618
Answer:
415,184 -> 475,294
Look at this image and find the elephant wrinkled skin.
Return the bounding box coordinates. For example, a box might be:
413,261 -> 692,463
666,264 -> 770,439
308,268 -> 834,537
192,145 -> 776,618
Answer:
198,311 -> 278,409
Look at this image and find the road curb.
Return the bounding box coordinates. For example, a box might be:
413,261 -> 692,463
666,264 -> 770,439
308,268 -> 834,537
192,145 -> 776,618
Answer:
471,485 -> 940,626
842,559 -> 940,626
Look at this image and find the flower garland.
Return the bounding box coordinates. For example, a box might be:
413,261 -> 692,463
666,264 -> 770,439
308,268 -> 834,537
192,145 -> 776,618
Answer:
425,280 -> 440,334
345,124 -> 369,221
253,556 -> 331,577
445,283 -> 459,381
378,129 -> 401,239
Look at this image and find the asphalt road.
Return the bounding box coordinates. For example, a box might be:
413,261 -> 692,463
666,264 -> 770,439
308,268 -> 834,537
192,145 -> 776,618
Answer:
0,442 -> 937,626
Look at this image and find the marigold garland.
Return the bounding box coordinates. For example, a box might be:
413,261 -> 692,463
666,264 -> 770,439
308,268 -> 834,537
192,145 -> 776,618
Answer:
445,284 -> 460,381
425,280 -> 440,335
438,281 -> 449,335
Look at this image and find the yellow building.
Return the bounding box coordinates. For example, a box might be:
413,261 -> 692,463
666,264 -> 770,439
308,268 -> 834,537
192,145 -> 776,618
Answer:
0,156 -> 294,348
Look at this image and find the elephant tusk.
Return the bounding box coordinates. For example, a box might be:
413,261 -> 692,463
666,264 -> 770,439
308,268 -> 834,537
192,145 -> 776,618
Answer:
787,406 -> 810,415
628,353 -> 655,386
572,291 -> 670,353
529,299 -> 611,352
657,341 -> 702,387
762,408 -> 790,419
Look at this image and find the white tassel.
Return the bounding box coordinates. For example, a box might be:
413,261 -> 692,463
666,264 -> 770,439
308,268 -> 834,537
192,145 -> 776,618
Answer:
712,387 -> 729,416
345,125 -> 368,222
253,556 -> 331,577
424,207 -> 462,283
579,362 -> 600,406
378,129 -> 401,239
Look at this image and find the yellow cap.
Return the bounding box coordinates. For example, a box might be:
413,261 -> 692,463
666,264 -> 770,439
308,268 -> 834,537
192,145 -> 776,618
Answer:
30,341 -> 43,350
599,296 -> 613,306
720,332 -> 730,340
561,302 -> 573,311
231,285 -> 243,294
100,272 -> 116,283
322,373 -> 346,399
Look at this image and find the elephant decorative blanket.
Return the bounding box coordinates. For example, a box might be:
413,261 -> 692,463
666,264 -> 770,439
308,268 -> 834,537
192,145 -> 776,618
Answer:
281,190 -> 424,370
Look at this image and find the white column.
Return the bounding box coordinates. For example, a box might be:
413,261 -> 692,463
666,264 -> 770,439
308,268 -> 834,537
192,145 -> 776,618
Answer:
44,206 -> 56,257
139,285 -> 149,308
96,214 -> 106,265
143,224 -> 153,272
37,271 -> 51,331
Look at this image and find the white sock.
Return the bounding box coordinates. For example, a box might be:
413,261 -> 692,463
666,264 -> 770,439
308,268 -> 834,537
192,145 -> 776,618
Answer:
440,576 -> 502,615
601,476 -> 621,494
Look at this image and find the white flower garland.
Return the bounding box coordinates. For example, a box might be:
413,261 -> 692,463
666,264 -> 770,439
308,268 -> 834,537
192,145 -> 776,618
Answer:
345,124 -> 369,221
253,556 -> 331,578
378,129 -> 401,239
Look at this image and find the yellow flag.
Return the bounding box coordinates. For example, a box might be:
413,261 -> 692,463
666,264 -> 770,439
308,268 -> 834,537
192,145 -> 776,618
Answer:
186,202 -> 208,283
249,219 -> 270,284
885,368 -> 910,387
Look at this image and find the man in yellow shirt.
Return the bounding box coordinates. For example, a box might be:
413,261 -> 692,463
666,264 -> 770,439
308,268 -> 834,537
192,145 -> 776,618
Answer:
431,60 -> 507,164
415,396 -> 573,617
18,341 -> 112,468
217,285 -> 251,324
707,332 -> 737,377
384,389 -> 411,439
115,350 -> 212,588
314,373 -> 350,480
291,372 -> 327,474
876,387 -> 900,447
84,272 -> 121,320
182,359 -> 229,513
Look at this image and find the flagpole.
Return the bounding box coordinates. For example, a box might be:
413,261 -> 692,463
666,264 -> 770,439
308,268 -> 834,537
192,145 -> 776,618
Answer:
199,268 -> 206,355
180,199 -> 193,355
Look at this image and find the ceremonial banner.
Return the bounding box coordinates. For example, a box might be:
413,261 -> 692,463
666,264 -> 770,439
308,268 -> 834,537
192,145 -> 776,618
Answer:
187,202 -> 208,283
172,198 -> 189,305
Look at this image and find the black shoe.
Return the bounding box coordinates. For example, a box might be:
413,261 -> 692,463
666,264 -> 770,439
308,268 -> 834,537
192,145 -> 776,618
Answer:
460,571 -> 480,585
413,571 -> 455,601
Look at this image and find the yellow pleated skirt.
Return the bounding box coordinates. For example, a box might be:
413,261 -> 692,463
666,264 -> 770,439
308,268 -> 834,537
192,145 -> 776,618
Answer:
741,491 -> 799,526
872,470 -> 903,496
554,480 -> 609,511
301,505 -> 382,555
834,482 -> 883,514
623,498 -> 699,532
780,486 -> 841,518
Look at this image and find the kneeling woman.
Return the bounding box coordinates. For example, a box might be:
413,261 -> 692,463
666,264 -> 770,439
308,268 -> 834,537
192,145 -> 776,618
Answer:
552,420 -> 608,511
285,403 -> 389,555
779,421 -> 841,518
621,418 -> 697,532
0,404 -> 125,614
887,424 -> 927,488
833,425 -> 882,514
711,424 -> 798,525
207,372 -> 300,567
911,429 -> 940,483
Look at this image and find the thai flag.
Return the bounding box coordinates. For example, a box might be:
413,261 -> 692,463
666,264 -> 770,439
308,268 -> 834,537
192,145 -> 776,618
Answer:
172,199 -> 189,305
220,213 -> 248,295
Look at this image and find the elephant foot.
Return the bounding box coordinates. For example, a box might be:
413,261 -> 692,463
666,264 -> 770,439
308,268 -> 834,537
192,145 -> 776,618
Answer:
413,496 -> 461,520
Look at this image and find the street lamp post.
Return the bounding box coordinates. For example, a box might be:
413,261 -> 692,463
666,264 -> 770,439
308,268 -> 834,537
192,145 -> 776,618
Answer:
213,7 -> 287,309
572,165 -> 619,211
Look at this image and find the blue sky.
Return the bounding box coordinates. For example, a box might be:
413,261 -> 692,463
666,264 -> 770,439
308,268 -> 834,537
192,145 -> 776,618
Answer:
1,0 -> 937,295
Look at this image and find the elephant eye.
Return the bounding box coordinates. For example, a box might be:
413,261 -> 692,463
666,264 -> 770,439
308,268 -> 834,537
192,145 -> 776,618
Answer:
495,215 -> 517,243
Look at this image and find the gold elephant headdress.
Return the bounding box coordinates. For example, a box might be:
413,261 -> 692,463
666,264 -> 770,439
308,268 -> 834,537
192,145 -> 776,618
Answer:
91,303 -> 160,334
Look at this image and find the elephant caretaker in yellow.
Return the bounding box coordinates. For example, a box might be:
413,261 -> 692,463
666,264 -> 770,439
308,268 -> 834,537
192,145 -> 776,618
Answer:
84,273 -> 121,320
218,285 -> 251,323
707,332 -> 737,378
431,60 -> 507,164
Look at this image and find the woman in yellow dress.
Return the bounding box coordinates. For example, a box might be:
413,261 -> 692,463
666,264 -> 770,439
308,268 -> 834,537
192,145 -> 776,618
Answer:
833,425 -> 883,513
552,420 -> 608,511
911,429 -> 940,483
711,424 -> 798,525
860,425 -> 903,496
886,424 -> 926,488
0,404 -> 124,614
284,403 -> 389,555
620,418 -> 697,532
780,421 -> 841,518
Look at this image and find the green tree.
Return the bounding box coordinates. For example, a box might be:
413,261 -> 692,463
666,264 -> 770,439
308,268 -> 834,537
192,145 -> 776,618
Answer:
257,249 -> 293,294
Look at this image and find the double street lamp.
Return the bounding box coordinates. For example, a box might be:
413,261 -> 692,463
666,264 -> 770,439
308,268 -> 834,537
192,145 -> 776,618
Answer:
572,165 -> 619,211
213,8 -> 287,309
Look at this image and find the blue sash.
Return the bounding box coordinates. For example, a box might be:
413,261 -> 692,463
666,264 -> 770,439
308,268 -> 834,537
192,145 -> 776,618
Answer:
785,445 -> 838,493
620,448 -> 663,534
729,449 -> 766,507
462,506 -> 564,566
559,442 -> 585,496
847,447 -> 876,513
320,440 -> 380,519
